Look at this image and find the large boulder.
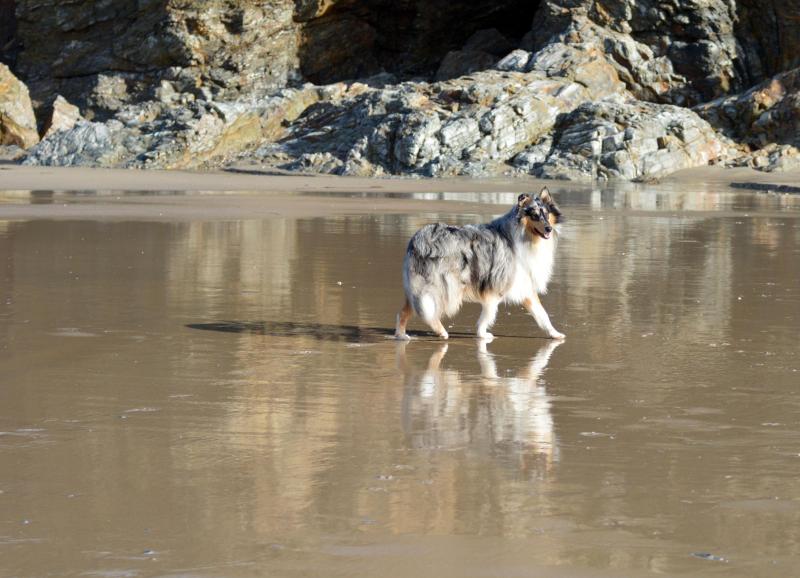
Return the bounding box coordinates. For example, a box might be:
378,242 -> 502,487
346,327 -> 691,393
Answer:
515,97 -> 731,181
0,63 -> 39,149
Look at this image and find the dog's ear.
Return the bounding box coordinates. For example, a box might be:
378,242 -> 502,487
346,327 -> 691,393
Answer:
517,193 -> 532,208
540,187 -> 564,222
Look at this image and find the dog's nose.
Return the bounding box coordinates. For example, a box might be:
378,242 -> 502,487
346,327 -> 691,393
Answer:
545,226 -> 552,233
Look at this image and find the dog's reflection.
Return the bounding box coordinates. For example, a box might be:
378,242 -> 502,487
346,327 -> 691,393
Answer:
397,340 -> 561,476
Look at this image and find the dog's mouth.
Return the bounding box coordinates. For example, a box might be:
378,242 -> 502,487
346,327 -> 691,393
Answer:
535,229 -> 552,240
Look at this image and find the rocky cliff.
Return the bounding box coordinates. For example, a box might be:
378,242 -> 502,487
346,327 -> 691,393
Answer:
2,0 -> 800,180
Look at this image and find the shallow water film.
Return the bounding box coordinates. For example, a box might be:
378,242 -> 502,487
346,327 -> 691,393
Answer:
1,187 -> 799,578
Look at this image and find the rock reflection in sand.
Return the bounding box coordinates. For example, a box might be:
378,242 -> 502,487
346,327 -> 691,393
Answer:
398,340 -> 561,475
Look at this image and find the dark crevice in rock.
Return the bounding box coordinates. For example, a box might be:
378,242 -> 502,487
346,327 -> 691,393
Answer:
734,0 -> 800,86
297,0 -> 540,84
0,0 -> 18,67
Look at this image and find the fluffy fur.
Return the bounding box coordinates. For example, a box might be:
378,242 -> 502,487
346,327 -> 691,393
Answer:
395,187 -> 565,341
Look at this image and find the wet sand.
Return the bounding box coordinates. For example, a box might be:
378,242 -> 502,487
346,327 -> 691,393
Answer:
3,162 -> 800,194
1,164 -> 560,194
1,179 -> 799,577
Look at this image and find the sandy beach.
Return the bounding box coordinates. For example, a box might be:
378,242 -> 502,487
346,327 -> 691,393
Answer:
1,175 -> 798,578
1,163 -> 797,222
0,164 -> 560,194
2,163 -> 799,195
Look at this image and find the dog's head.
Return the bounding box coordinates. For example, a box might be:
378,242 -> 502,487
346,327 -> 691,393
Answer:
517,187 -> 563,241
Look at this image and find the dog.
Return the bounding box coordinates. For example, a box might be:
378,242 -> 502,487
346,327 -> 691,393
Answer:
395,187 -> 565,341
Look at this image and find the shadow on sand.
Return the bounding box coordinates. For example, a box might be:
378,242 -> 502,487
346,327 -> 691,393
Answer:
186,321 -> 545,343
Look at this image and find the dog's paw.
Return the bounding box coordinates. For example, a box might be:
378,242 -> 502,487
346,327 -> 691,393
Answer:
549,330 -> 566,340
394,332 -> 412,341
477,331 -> 495,342
438,331 -> 450,340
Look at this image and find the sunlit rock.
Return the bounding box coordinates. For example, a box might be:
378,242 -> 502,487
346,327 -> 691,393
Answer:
41,95 -> 83,139
0,63 -> 39,149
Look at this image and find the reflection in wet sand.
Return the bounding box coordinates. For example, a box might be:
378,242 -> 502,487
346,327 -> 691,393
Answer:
398,341 -> 561,474
0,188 -> 798,577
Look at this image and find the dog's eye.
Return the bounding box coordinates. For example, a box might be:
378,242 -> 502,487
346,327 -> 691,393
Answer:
524,207 -> 544,221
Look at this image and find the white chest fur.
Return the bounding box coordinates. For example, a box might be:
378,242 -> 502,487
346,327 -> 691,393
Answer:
504,236 -> 556,303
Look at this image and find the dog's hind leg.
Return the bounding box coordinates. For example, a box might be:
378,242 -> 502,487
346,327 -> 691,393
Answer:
523,294 -> 565,340
476,295 -> 500,341
427,342 -> 449,370
427,318 -> 449,340
395,299 -> 413,340
418,294 -> 448,339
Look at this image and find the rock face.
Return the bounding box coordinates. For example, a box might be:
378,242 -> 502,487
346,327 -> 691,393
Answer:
9,0 -> 537,117
735,1 -> 800,85
0,63 -> 38,148
696,66 -> 800,171
255,70 -> 619,177
697,68 -> 800,148
531,0 -> 800,104
12,0 -> 301,116
8,0 -> 800,179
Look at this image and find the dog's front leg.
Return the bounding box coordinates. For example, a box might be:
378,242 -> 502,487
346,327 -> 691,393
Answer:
476,340 -> 499,379
523,294 -> 565,340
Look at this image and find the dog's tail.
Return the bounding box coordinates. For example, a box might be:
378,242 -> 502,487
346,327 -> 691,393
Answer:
403,261 -> 438,321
